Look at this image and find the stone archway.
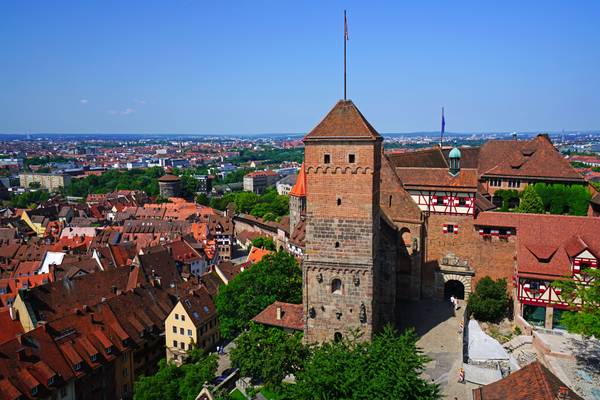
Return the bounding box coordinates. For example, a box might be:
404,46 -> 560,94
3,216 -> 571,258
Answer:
437,272 -> 473,301
444,280 -> 465,300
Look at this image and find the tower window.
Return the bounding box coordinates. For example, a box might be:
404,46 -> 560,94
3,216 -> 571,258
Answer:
331,279 -> 342,294
348,154 -> 356,163
337,198 -> 342,206
324,154 -> 331,164
335,242 -> 340,248
388,195 -> 392,207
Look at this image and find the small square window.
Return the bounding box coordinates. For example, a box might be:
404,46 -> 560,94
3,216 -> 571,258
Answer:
180,327 -> 184,335
458,197 -> 467,206
447,225 -> 455,233
172,326 -> 177,333
173,340 -> 177,347
181,315 -> 185,321
436,197 -> 444,206
180,342 -> 185,349
324,154 -> 331,164
188,329 -> 193,336
348,154 -> 356,163
175,314 -> 179,320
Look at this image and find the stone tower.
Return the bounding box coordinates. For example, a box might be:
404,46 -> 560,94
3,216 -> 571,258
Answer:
302,100 -> 384,343
158,174 -> 181,197
289,163 -> 306,236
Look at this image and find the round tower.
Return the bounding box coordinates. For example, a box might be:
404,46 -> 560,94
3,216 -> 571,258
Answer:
158,174 -> 181,197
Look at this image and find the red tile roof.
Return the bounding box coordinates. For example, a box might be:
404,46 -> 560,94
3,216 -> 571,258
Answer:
394,167 -> 479,192
472,361 -> 583,400
304,100 -> 381,141
252,301 -> 303,331
475,212 -> 600,277
158,174 -> 180,182
246,247 -> 273,264
289,163 -> 306,197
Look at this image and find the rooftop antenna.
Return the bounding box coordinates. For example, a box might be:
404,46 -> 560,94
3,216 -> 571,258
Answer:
344,10 -> 349,100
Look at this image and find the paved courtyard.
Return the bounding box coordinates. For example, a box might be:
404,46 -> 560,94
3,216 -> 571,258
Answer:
398,298 -> 478,399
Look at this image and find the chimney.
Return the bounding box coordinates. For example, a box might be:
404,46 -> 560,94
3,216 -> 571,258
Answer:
276,306 -> 283,321
9,306 -> 18,321
557,387 -> 570,400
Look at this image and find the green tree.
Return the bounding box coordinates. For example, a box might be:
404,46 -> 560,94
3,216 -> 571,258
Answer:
195,193 -> 210,206
215,252 -> 302,339
134,359 -> 183,400
178,352 -> 219,400
251,236 -> 276,251
517,185 -> 545,214
230,323 -> 307,388
467,277 -> 510,322
134,350 -> 217,400
555,268 -> 600,337
285,326 -> 439,400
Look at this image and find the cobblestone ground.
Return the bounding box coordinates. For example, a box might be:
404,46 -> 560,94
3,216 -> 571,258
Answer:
398,298 -> 478,399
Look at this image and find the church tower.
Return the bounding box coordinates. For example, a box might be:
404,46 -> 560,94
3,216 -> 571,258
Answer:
302,100 -> 384,343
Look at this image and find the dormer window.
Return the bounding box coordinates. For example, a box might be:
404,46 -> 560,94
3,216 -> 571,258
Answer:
74,362 -> 82,371
324,154 -> 331,164
31,385 -> 40,396
48,375 -> 56,386
91,353 -> 99,362
106,345 -> 113,354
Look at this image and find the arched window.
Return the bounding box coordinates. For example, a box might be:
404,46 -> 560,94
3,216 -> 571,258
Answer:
334,332 -> 343,342
331,279 -> 342,295
337,198 -> 342,206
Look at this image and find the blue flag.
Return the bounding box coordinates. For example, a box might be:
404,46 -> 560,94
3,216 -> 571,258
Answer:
441,107 -> 445,134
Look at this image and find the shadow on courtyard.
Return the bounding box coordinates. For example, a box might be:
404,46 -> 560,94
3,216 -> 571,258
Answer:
396,298 -> 456,337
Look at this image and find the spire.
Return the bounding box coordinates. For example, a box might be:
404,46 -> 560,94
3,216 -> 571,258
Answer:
289,163 -> 306,197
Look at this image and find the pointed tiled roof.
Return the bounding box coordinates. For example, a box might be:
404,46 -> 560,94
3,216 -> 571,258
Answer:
304,100 -> 381,141
289,164 -> 306,197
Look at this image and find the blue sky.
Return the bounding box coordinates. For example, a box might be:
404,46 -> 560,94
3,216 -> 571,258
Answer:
1,1 -> 599,134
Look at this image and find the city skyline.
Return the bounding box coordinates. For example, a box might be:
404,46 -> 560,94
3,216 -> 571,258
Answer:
2,1 -> 600,134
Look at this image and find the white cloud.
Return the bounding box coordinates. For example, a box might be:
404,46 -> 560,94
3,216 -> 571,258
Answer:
108,107 -> 135,116
80,99 -> 89,104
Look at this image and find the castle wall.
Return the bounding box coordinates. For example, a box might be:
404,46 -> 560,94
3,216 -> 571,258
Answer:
423,214 -> 517,299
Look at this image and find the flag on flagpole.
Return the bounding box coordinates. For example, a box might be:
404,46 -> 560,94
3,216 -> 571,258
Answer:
344,11 -> 349,41
441,107 -> 445,134
440,107 -> 445,147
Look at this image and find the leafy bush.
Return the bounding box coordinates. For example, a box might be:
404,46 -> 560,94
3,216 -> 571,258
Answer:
494,189 -> 520,211
63,167 -> 164,198
251,236 -> 276,251
517,185 -> 544,214
467,277 -> 510,322
531,182 -> 591,216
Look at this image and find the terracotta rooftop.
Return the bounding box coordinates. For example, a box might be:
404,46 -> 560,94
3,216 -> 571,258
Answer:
252,301 -> 303,331
246,247 -> 273,264
289,163 -> 306,197
158,174 -> 180,182
304,100 -> 381,141
474,212 -> 600,278
472,361 -> 583,400
394,167 -> 479,192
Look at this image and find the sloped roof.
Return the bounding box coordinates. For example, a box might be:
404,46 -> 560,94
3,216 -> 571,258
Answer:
304,100 -> 381,141
252,301 -> 303,331
472,361 -> 583,400
289,164 -> 306,197
158,174 -> 180,182
394,167 -> 479,192
474,212 -> 600,277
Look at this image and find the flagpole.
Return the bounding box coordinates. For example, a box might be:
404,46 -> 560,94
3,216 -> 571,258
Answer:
344,10 -> 347,101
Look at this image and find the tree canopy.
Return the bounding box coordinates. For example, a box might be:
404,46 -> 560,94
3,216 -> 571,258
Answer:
62,167 -> 164,198
251,236 -> 276,251
230,323 -> 307,388
284,326 -> 439,400
517,185 -> 545,214
467,277 -> 510,322
210,187 -> 289,222
9,190 -> 50,208
134,349 -> 217,400
555,268 -> 600,338
215,251 -> 302,339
